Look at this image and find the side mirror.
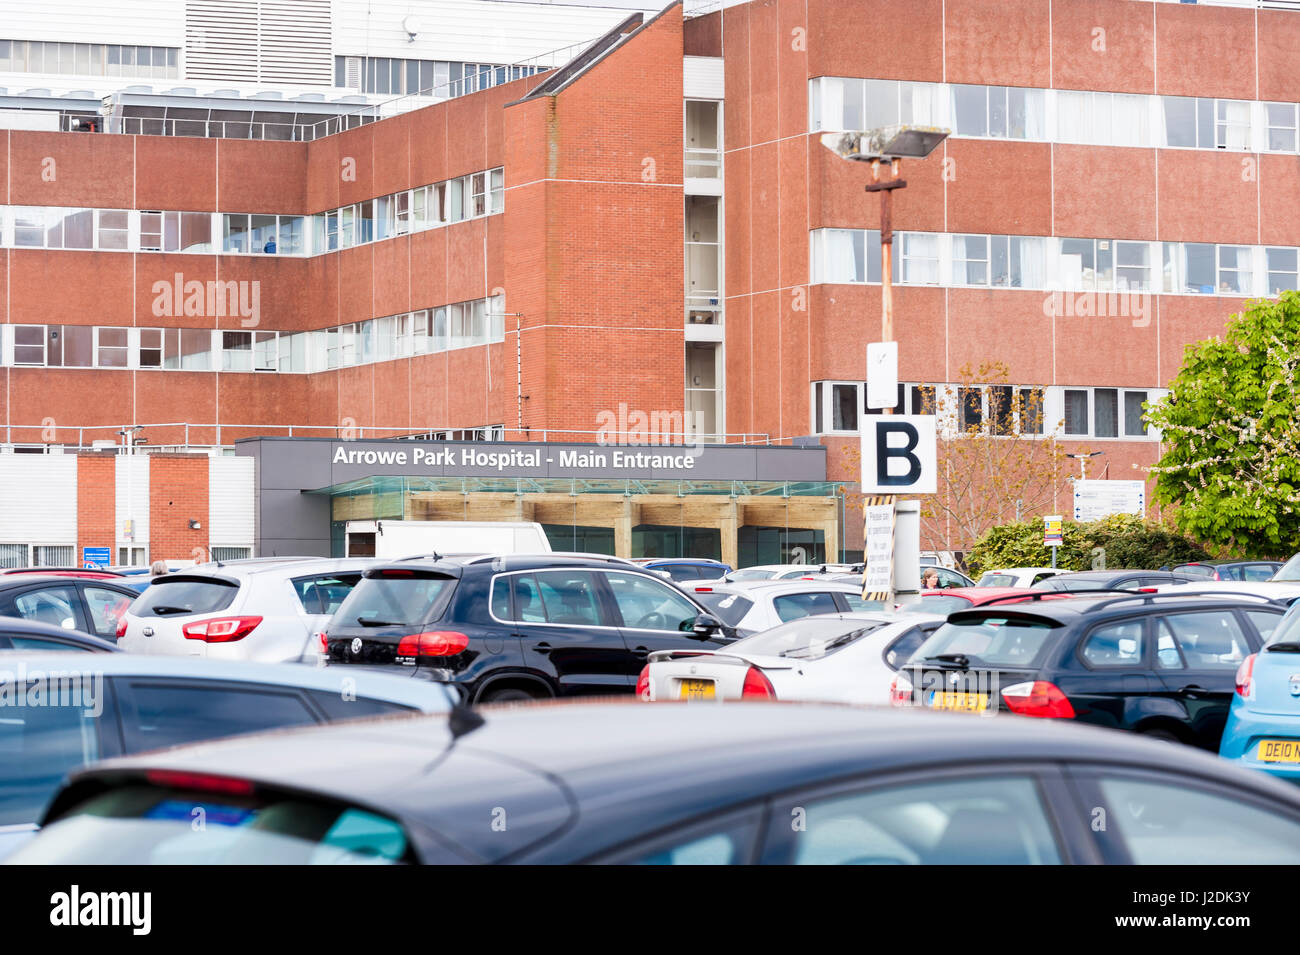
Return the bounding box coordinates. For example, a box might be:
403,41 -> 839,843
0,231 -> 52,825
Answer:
691,613 -> 723,639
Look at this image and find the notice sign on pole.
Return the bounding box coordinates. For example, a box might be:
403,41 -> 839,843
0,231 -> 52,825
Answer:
866,341 -> 899,410
1043,515 -> 1063,547
863,500 -> 895,601
860,415 -> 937,495
1073,480 -> 1146,523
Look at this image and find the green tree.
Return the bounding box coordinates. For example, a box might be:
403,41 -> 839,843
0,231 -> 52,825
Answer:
1146,291 -> 1300,557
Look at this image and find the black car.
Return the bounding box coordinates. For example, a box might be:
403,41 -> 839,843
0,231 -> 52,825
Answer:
17,700 -> 1300,865
1172,560 -> 1283,582
0,617 -> 121,653
896,591 -> 1286,749
322,554 -> 733,703
1030,569 -> 1198,592
0,574 -> 137,644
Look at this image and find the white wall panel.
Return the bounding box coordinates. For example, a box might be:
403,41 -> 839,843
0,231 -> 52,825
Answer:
115,455 -> 151,546
0,455 -> 78,543
0,0 -> 183,46
684,56 -> 723,99
208,456 -> 254,545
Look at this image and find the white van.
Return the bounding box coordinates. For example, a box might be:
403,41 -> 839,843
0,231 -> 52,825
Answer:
344,520 -> 552,559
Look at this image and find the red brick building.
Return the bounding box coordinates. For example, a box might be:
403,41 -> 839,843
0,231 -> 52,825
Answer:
2,0 -> 1295,559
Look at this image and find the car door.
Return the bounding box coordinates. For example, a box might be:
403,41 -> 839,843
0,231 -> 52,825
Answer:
508,570 -> 633,695
1060,616 -> 1155,733
0,584 -> 86,632
1149,609 -> 1256,748
603,569 -> 720,673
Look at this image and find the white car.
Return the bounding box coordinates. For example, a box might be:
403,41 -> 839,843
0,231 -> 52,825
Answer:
639,611 -> 947,705
118,557 -> 382,663
688,579 -> 886,638
720,563 -> 859,583
976,567 -> 1063,588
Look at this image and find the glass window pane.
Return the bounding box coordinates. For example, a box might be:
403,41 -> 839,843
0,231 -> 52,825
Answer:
1094,388 -> 1119,438
1123,391 -> 1148,437
1162,96 -> 1196,148
831,384 -> 859,431
952,85 -> 987,137
1064,389 -> 1089,435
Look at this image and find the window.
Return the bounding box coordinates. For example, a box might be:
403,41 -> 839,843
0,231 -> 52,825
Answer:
604,572 -> 699,632
134,578 -> 238,617
1158,612 -> 1249,670
1267,247 -> 1298,294
84,586 -> 132,639
781,775 -> 1061,865
48,326 -> 93,368
292,574 -> 363,615
1094,388 -> 1119,438
1114,241 -> 1152,291
96,210 -> 128,250
117,682 -> 318,752
952,234 -> 989,286
900,233 -> 940,284
223,214 -> 251,253
13,325 -> 45,365
1059,238 -> 1114,291
1123,391 -> 1149,437
1081,620 -> 1144,667
532,571 -> 604,626
1063,389 -> 1089,435
490,168 -> 504,214
12,586 -> 80,629
1245,609 -> 1282,642
139,329 -> 163,368
471,173 -> 486,217
1155,623 -> 1184,669
1265,102 -> 1298,152
32,545 -> 74,566
0,695 -> 101,825
117,546 -> 147,566
772,592 -> 841,623
959,387 -> 982,432
96,327 -> 128,368
832,383 -> 858,432
1217,245 -> 1252,294
598,811 -> 761,865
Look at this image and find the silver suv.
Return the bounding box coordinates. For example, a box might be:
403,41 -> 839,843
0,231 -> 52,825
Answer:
118,557 -> 381,663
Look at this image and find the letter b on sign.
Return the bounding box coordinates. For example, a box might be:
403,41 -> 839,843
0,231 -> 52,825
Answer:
860,416 -> 936,494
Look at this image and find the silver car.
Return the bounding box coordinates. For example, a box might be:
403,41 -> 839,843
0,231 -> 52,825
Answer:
686,579 -> 887,638
118,557 -> 382,663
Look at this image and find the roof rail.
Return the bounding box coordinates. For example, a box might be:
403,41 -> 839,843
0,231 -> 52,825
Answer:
1082,589 -> 1292,613
970,589 -> 1138,608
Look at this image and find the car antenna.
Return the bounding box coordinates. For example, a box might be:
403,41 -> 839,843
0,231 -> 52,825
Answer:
447,699 -> 485,739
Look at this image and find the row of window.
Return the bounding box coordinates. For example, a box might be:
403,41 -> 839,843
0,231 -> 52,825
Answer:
812,229 -> 1300,297
810,77 -> 1300,154
333,55 -> 547,97
0,39 -> 178,79
1,296 -> 505,373
0,167 -> 504,256
812,381 -> 1167,441
0,544 -> 248,569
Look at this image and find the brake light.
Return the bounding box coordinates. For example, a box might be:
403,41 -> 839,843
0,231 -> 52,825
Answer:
890,672 -> 914,707
116,615 -> 128,639
741,666 -> 776,700
181,616 -> 262,643
145,770 -> 255,796
378,569 -> 415,577
695,587 -> 713,593
395,631 -> 469,657
315,631 -> 328,654
1001,681 -> 1075,718
1235,653 -> 1256,699
636,665 -> 651,701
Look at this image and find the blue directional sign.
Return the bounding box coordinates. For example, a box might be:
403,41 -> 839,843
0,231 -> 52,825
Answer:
82,547 -> 111,570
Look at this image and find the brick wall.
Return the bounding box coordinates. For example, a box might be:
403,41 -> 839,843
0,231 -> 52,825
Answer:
75,453 -> 116,562
148,455 -> 210,562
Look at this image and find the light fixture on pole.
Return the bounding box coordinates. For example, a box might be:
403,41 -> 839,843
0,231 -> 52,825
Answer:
1067,450 -> 1105,481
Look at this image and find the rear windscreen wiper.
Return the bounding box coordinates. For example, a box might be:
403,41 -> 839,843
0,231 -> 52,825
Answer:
150,606 -> 192,615
357,617 -> 406,627
1266,642 -> 1300,652
924,653 -> 971,667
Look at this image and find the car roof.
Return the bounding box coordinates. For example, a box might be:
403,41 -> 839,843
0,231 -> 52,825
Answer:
0,653 -> 452,708
693,579 -> 864,595
634,558 -> 726,566
0,616 -> 122,649
945,590 -> 1290,625
52,700 -> 1300,862
0,574 -> 137,592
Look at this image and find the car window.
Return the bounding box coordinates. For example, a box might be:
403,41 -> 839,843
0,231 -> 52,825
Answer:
1094,776 -> 1300,864
935,569 -> 968,588
841,592 -> 886,612
11,586 -> 80,629
691,591 -> 754,629
292,574 -> 363,615
884,626 -> 932,670
83,585 -> 133,638
490,576 -> 513,620
604,572 -> 699,632
134,577 -> 239,618
662,565 -> 703,582
597,810 -> 761,865
306,690 -> 420,720
1030,573 -> 1055,586
335,572 -> 455,628
916,616 -> 1058,668
978,574 -> 1016,587
1154,623 -> 1185,670
736,617 -> 884,660
784,776 -> 1061,865
1245,610 -> 1283,643
7,636 -> 86,652
1159,611 -> 1249,670
905,595 -> 971,614
1244,564 -> 1276,582
1081,620 -> 1145,668
532,571 -> 604,627
773,592 -> 842,623
117,681 -> 319,752
0,691 -> 102,825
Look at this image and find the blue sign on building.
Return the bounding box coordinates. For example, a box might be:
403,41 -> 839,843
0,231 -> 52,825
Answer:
82,547 -> 111,570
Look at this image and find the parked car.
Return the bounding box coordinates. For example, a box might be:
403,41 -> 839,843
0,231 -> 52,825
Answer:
919,566 -> 975,588
893,591 -> 1287,750
977,567 -> 1063,588
1152,580 -> 1300,608
1220,600 -> 1300,782
321,554 -> 734,703
1275,553 -> 1300,581
1031,569 -> 1199,592
0,574 -> 137,644
1173,560 -> 1283,582
1,567 -> 127,580
631,558 -> 733,582
640,611 -> 946,705
723,563 -> 856,582
0,652 -> 455,859
899,586 -> 1047,615
118,558 -> 380,663
18,700 -> 1300,865
0,617 -> 121,653
685,580 -> 887,638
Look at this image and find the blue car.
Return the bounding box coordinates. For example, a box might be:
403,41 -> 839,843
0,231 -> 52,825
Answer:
632,558 -> 732,583
1220,600 -> 1300,782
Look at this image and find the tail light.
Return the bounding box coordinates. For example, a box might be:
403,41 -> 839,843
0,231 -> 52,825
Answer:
1001,681 -> 1075,718
145,769 -> 254,796
182,616 -> 262,643
396,631 -> 469,657
890,672 -> 914,707
315,631 -> 328,654
1235,654 -> 1256,699
116,615 -> 129,639
741,666 -> 776,700
636,665 -> 651,701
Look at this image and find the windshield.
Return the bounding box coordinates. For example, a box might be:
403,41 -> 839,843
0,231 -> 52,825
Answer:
977,574 -> 1016,587
1274,554 -> 1300,581
691,592 -> 754,628
132,577 -> 239,617
333,572 -> 455,628
728,568 -> 776,581
1267,603 -> 1300,648
903,595 -> 971,614
912,616 -> 1059,668
11,785 -> 410,864
733,616 -> 885,660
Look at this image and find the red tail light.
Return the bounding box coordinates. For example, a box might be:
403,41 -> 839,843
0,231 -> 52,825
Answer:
315,631 -> 329,654
636,665 -> 651,700
182,616 -> 262,643
145,769 -> 255,796
396,631 -> 469,657
890,672 -> 914,707
741,666 -> 776,700
1000,681 -> 1075,718
1235,653 -> 1256,699
116,615 -> 129,639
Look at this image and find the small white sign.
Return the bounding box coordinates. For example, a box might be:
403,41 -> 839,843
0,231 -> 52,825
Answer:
1073,479 -> 1146,522
866,341 -> 899,410
864,503 -> 895,594
861,415 -> 937,494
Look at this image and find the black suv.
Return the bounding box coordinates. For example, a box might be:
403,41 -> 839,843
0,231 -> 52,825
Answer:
895,591 -> 1287,750
1030,569 -> 1199,592
322,555 -> 733,703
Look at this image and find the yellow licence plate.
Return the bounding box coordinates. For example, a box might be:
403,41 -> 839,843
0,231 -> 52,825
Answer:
679,679 -> 716,701
1257,739 -> 1300,763
927,691 -> 989,713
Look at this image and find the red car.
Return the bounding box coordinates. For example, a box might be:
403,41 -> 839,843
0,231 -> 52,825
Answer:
900,586 -> 1055,615
1,567 -> 126,580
